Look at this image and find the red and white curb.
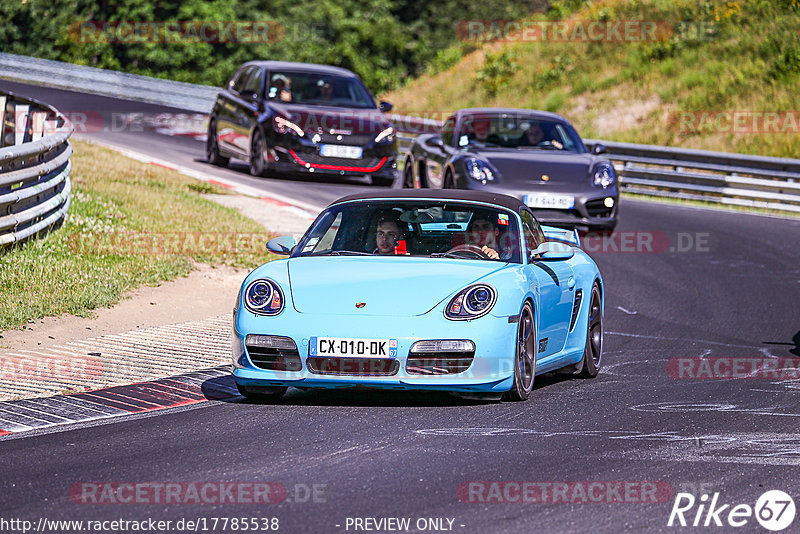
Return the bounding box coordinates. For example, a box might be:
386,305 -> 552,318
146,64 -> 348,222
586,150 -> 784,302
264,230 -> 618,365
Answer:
76,137 -> 320,220
0,367 -> 237,437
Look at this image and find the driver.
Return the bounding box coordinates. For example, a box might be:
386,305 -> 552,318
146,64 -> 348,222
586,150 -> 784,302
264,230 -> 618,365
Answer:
466,216 -> 511,260
470,117 -> 492,144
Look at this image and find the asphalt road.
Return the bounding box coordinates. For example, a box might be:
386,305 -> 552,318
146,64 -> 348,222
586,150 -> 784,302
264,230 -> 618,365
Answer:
2,80 -> 800,533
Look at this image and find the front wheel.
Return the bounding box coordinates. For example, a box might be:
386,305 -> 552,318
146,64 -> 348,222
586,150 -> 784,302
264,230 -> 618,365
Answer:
206,120 -> 229,167
503,302 -> 536,401
402,162 -> 415,188
249,130 -> 267,177
577,283 -> 603,378
443,169 -> 456,189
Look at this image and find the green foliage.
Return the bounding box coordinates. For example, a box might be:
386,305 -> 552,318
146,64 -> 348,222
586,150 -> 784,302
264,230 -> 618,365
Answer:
475,48 -> 518,97
0,0 -> 537,93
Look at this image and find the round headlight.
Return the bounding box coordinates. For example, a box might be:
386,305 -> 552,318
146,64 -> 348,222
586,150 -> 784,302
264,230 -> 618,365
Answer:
593,164 -> 616,188
445,284 -> 497,320
244,279 -> 284,315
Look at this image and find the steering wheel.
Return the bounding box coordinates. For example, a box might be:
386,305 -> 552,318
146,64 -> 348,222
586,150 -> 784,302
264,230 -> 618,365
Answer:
444,244 -> 491,259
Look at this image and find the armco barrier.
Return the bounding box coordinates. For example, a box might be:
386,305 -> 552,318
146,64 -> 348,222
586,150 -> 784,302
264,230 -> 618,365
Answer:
0,90 -> 73,247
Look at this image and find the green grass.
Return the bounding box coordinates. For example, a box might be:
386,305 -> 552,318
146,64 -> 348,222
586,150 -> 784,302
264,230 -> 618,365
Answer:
0,140 -> 276,330
383,0 -> 800,159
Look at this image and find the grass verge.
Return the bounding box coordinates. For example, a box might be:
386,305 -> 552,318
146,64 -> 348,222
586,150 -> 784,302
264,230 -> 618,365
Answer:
0,140 -> 276,330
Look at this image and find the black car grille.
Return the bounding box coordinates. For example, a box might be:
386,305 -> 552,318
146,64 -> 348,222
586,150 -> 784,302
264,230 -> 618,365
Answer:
245,344 -> 302,372
406,351 -> 475,375
569,290 -> 583,332
585,199 -> 614,218
298,152 -> 385,168
306,357 -> 399,376
315,133 -> 374,145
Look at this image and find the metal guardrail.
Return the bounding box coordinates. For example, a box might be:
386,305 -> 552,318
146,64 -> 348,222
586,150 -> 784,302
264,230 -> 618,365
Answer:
582,139 -> 800,214
0,52 -> 218,113
0,90 -> 73,247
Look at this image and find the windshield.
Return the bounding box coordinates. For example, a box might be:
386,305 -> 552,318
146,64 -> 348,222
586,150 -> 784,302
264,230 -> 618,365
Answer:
295,201 -> 523,263
267,71 -> 376,109
455,113 -> 585,152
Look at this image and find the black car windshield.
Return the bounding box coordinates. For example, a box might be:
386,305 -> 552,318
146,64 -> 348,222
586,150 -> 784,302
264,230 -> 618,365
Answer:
267,71 -> 376,109
455,113 -> 585,152
294,201 -> 522,263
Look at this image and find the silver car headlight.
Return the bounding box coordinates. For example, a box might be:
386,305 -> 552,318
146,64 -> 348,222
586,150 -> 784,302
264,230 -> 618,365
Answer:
466,158 -> 495,182
243,278 -> 285,316
444,284 -> 497,320
592,163 -> 616,188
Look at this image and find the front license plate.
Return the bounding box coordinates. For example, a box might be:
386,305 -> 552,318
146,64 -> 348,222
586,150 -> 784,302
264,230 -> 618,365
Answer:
524,194 -> 575,209
319,144 -> 363,159
309,337 -> 397,358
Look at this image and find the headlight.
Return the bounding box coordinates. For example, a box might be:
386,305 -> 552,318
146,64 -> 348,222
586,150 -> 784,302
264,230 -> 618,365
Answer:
444,284 -> 497,320
243,278 -> 285,316
466,158 -> 494,182
374,126 -> 394,143
273,116 -> 304,137
592,163 -> 616,188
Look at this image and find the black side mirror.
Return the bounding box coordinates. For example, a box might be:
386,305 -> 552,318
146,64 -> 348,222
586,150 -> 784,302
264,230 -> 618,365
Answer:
240,90 -> 259,102
592,143 -> 607,155
379,101 -> 393,112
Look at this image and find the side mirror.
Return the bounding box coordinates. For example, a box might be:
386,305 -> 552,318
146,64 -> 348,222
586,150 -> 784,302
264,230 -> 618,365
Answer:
266,236 -> 296,255
240,90 -> 259,102
379,101 -> 393,112
592,143 -> 607,155
530,241 -> 574,262
432,137 -> 445,150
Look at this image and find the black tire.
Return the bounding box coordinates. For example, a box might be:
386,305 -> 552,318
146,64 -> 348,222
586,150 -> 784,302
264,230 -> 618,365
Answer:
249,130 -> 267,177
206,120 -> 229,167
236,383 -> 287,400
577,283 -> 603,378
443,169 -> 456,189
370,173 -> 396,187
503,301 -> 536,401
402,161 -> 415,188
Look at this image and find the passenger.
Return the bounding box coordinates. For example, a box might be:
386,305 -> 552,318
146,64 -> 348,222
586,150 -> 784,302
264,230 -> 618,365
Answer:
374,215 -> 406,255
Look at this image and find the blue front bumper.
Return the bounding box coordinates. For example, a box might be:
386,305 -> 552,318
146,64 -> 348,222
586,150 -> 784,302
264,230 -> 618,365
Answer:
232,309 -> 518,393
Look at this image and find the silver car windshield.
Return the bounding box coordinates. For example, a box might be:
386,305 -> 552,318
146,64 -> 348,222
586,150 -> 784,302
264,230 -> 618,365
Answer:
295,201 -> 523,263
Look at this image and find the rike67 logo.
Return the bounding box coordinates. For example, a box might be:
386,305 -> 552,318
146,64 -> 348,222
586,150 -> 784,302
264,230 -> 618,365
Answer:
668,490 -> 796,531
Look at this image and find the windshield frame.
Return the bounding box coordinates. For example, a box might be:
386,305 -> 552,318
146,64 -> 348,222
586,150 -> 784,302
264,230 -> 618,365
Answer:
292,199 -> 524,264
265,69 -> 378,110
454,112 -> 587,153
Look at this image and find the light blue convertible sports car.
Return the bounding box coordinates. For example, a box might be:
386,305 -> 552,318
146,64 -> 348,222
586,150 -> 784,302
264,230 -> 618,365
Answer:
232,189 -> 604,401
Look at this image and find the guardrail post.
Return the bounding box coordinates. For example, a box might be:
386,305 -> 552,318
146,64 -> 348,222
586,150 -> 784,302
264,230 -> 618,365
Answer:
14,103 -> 29,146
0,96 -> 6,148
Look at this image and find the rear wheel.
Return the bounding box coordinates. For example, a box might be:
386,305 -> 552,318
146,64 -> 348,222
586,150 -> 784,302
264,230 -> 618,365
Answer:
249,130 -> 267,177
443,169 -> 456,189
503,302 -> 535,401
206,120 -> 229,167
402,161 -> 415,188
236,383 -> 287,400
577,283 -> 603,378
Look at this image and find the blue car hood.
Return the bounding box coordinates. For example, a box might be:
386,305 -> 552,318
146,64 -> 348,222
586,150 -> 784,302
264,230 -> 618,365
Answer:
287,256 -> 507,316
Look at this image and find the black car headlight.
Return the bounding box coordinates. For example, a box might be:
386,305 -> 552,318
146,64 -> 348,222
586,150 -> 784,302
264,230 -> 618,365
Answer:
592,163 -> 616,188
273,116 -> 304,137
374,126 -> 395,144
243,278 -> 285,316
466,158 -> 495,182
445,284 -> 497,320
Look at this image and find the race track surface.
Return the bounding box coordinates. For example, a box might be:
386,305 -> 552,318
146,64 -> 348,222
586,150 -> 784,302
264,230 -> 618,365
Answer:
2,80 -> 799,533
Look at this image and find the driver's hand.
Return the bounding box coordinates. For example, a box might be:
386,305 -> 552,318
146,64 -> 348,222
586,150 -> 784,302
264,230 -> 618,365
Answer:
481,246 -> 499,259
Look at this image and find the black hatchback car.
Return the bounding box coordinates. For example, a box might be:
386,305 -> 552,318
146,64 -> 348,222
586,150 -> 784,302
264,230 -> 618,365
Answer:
403,108 -> 618,231
207,61 -> 398,185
